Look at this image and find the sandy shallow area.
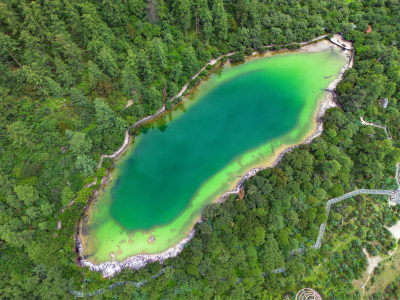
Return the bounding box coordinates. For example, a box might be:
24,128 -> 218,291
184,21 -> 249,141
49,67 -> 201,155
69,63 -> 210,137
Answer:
77,35 -> 354,277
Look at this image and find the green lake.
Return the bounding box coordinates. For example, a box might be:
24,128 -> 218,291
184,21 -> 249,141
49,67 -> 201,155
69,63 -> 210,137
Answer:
82,48 -> 347,263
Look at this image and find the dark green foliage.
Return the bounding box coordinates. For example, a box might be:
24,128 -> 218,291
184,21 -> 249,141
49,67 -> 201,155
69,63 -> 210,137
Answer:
287,43 -> 301,50
230,52 -> 245,63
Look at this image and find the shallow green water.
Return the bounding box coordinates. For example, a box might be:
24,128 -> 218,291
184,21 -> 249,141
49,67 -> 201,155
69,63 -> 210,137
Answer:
83,49 -> 347,262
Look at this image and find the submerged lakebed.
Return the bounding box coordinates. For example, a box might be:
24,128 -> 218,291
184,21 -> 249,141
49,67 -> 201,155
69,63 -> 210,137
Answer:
81,47 -> 347,264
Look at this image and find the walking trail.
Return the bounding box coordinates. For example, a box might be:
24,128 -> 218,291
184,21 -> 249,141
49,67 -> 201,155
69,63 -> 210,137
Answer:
55,177 -> 98,232
360,117 -> 392,140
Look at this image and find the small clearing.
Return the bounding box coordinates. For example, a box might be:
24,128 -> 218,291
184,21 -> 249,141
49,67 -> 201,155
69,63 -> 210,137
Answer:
387,220 -> 400,239
362,248 -> 383,274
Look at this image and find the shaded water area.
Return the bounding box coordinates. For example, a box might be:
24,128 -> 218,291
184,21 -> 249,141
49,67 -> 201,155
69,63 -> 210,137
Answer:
82,49 -> 347,263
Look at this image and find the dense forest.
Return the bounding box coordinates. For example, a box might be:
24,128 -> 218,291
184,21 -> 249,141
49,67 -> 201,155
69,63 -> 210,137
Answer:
1,0 -> 400,298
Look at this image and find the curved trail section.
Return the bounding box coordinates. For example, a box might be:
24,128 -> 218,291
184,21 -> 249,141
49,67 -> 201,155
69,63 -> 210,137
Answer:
55,177 -> 98,232
360,117 -> 392,140
97,130 -> 131,168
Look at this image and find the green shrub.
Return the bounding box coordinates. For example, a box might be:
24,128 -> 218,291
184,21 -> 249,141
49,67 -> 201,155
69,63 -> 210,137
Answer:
230,52 -> 245,63
287,43 -> 301,50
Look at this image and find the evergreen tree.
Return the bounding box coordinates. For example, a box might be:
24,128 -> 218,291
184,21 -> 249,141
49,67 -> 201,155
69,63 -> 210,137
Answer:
236,0 -> 249,27
182,47 -> 199,77
75,155 -> 97,177
87,60 -> 103,90
196,0 -> 213,40
212,0 -> 228,40
151,38 -> 167,71
66,130 -> 93,156
121,50 -> 142,98
173,0 -> 191,40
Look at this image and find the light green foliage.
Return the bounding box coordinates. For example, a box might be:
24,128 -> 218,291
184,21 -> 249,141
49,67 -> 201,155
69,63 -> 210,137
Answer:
212,0 -> 228,40
87,60 -> 103,89
14,185 -> 38,206
75,187 -> 93,204
61,186 -> 75,207
6,121 -> 32,148
252,226 -> 266,246
66,130 -> 92,156
75,155 -> 97,177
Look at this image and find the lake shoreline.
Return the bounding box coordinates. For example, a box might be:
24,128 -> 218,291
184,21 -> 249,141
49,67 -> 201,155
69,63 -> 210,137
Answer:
76,35 -> 354,277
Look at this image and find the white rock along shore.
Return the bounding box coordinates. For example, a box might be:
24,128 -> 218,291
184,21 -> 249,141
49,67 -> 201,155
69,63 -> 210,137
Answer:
77,230 -> 196,277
